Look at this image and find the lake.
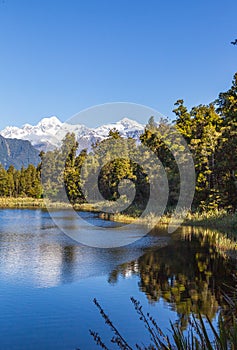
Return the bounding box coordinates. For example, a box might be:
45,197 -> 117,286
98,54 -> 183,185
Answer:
0,209 -> 236,349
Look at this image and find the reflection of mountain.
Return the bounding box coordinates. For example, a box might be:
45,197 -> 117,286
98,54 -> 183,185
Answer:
0,236 -> 149,288
1,209 -> 236,330
0,209 -> 163,288
0,239 -> 67,288
108,226 -> 237,329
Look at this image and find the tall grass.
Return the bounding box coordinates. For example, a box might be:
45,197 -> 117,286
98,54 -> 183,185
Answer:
100,208 -> 237,233
0,197 -> 100,211
0,197 -> 47,208
90,296 -> 237,350
185,209 -> 237,230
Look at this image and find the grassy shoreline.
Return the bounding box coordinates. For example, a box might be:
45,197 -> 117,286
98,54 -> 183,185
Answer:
0,197 -> 99,212
1,197 -> 237,231
99,209 -> 237,231
184,209 -> 237,230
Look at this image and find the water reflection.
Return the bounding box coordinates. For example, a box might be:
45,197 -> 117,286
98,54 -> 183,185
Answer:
0,209 -> 165,288
0,209 -> 236,329
108,226 -> 237,329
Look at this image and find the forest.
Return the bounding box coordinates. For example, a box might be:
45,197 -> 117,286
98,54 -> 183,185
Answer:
1,72 -> 237,214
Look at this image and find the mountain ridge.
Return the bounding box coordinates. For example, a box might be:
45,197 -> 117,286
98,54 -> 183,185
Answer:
0,135 -> 40,169
0,116 -> 145,152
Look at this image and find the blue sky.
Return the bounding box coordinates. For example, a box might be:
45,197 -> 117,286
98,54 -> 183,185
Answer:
0,0 -> 236,129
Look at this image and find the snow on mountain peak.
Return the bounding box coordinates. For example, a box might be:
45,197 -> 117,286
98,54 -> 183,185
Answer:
37,116 -> 62,127
119,117 -> 144,129
120,117 -> 139,124
0,116 -> 145,152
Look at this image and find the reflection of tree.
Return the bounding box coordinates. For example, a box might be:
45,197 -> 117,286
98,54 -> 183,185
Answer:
108,227 -> 237,329
61,245 -> 77,284
108,261 -> 139,284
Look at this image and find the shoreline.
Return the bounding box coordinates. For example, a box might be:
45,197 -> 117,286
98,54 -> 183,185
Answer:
99,209 -> 237,232
0,197 -> 99,212
0,197 -> 237,232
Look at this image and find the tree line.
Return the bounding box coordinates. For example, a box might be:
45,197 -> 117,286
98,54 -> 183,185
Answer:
0,163 -> 42,198
1,72 -> 237,213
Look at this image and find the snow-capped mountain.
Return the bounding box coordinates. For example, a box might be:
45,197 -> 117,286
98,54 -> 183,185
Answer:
1,117 -> 63,151
0,116 -> 145,152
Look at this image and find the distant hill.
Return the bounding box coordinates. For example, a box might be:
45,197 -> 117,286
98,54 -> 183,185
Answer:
0,135 -> 40,169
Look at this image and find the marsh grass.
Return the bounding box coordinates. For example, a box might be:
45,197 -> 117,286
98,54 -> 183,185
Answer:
0,197 -> 100,211
90,296 -> 237,350
101,208 -> 237,233
0,197 -> 47,208
184,209 -> 237,230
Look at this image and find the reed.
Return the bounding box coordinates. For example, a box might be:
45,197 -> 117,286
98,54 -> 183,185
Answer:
101,208 -> 237,232
90,295 -> 237,350
0,197 -> 47,208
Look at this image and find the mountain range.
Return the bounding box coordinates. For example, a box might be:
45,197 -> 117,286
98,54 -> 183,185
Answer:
0,116 -> 145,152
0,135 -> 40,169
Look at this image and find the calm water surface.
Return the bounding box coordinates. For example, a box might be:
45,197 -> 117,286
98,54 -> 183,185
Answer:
0,209 -> 236,349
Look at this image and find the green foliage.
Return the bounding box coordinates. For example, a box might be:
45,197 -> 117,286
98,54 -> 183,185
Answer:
1,72 -> 237,212
172,75 -> 237,211
41,132 -> 87,203
0,163 -> 42,198
81,129 -> 150,213
140,117 -> 183,208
